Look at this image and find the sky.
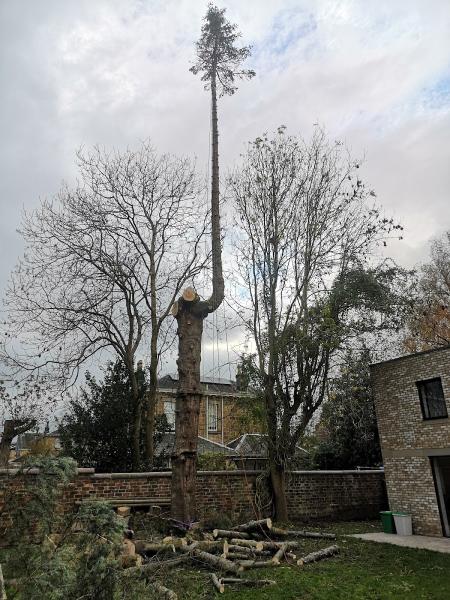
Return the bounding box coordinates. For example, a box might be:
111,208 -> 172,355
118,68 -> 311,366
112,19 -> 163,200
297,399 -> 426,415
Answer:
1,0 -> 450,383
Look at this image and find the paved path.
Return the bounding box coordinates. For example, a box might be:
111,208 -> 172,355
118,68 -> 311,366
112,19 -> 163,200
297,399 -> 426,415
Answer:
350,532 -> 450,554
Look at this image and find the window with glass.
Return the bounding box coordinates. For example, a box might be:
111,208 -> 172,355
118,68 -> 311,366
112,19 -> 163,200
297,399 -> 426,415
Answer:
208,399 -> 220,432
163,400 -> 176,431
416,377 -> 448,420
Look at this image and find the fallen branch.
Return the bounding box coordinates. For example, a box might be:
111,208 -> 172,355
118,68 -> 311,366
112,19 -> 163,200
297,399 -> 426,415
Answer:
239,559 -> 280,570
210,573 -> 224,594
297,545 -> 340,566
271,526 -> 336,540
182,545 -> 243,574
230,539 -> 263,551
227,552 -> 252,560
232,518 -> 272,533
221,577 -> 276,588
213,529 -> 251,540
271,543 -> 288,565
227,544 -> 270,556
259,540 -> 300,551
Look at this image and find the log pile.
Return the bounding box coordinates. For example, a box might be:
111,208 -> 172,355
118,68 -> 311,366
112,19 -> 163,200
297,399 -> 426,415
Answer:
126,514 -> 340,597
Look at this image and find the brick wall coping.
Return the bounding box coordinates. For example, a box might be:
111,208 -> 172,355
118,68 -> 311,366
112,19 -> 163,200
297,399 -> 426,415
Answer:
0,467 -> 384,478
89,469 -> 264,479
288,469 -> 384,475
0,467 -> 95,476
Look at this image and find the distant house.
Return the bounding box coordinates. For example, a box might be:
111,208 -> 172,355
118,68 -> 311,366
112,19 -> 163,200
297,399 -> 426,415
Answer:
371,346 -> 450,537
226,433 -> 309,470
13,431 -> 61,461
154,433 -> 237,469
155,373 -> 262,447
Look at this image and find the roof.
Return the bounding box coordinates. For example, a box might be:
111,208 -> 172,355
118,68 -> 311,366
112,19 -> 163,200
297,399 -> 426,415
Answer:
155,433 -> 237,457
158,373 -> 237,394
370,344 -> 450,368
227,433 -> 308,457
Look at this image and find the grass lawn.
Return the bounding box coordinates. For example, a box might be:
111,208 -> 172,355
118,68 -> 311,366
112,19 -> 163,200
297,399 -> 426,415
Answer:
166,521 -> 450,600
2,521 -> 449,599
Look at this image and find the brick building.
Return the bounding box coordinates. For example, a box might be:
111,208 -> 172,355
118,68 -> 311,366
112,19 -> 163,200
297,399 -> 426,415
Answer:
370,346 -> 450,537
155,374 -> 261,446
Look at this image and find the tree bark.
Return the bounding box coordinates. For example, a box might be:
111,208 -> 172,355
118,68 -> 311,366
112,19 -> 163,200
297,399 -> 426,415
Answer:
170,66 -> 224,522
145,241 -> 159,465
130,367 -> 142,471
269,453 -> 289,522
210,573 -> 224,594
213,529 -> 251,540
145,332 -> 158,465
207,67 -> 225,314
170,296 -> 207,523
297,545 -> 339,565
232,518 -> 272,533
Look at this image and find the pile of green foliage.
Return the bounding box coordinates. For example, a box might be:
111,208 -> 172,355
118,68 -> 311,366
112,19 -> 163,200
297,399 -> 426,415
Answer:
59,360 -> 169,472
1,457 -> 153,599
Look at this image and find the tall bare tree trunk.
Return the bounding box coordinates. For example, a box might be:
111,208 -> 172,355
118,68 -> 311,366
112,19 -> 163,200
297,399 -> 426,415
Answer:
130,368 -> 142,471
145,239 -> 158,465
145,330 -> 158,465
171,298 -> 206,521
170,69 -> 224,522
265,387 -> 289,522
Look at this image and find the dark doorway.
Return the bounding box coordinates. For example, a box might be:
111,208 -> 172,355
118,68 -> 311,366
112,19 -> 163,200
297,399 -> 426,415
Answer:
431,455 -> 450,537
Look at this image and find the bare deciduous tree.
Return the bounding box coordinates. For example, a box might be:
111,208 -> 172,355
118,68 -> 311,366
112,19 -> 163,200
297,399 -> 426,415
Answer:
170,4 -> 254,522
2,142 -> 208,469
231,127 -> 406,520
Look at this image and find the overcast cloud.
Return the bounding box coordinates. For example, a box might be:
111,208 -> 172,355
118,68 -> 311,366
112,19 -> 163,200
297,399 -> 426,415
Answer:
1,0 -> 449,380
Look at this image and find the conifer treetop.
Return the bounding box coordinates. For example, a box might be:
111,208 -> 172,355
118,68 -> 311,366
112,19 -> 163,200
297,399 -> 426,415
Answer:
190,3 -> 255,96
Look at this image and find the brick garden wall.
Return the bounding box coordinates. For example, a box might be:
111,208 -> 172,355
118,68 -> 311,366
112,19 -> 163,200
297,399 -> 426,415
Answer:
371,346 -> 450,536
0,468 -> 385,527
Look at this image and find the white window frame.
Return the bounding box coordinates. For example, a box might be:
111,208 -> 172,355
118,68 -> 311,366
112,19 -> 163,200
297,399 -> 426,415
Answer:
208,398 -> 220,433
163,400 -> 176,431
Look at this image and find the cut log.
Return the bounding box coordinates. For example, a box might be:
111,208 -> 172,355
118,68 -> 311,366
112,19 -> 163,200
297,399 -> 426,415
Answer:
227,544 -> 265,556
213,529 -> 250,540
181,287 -> 198,302
260,540 -> 301,551
162,536 -> 188,547
271,526 -> 336,540
232,518 -> 272,533
221,577 -> 276,588
238,559 -> 280,570
135,538 -> 188,554
186,547 -> 243,575
297,545 -> 339,566
148,582 -> 177,599
117,506 -> 131,517
227,552 -> 252,560
230,539 -> 264,551
272,542 -> 288,565
210,573 -> 224,594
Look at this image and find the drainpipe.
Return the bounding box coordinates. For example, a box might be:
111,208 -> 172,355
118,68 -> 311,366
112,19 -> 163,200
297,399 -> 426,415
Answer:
221,396 -> 224,446
205,395 -> 209,441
